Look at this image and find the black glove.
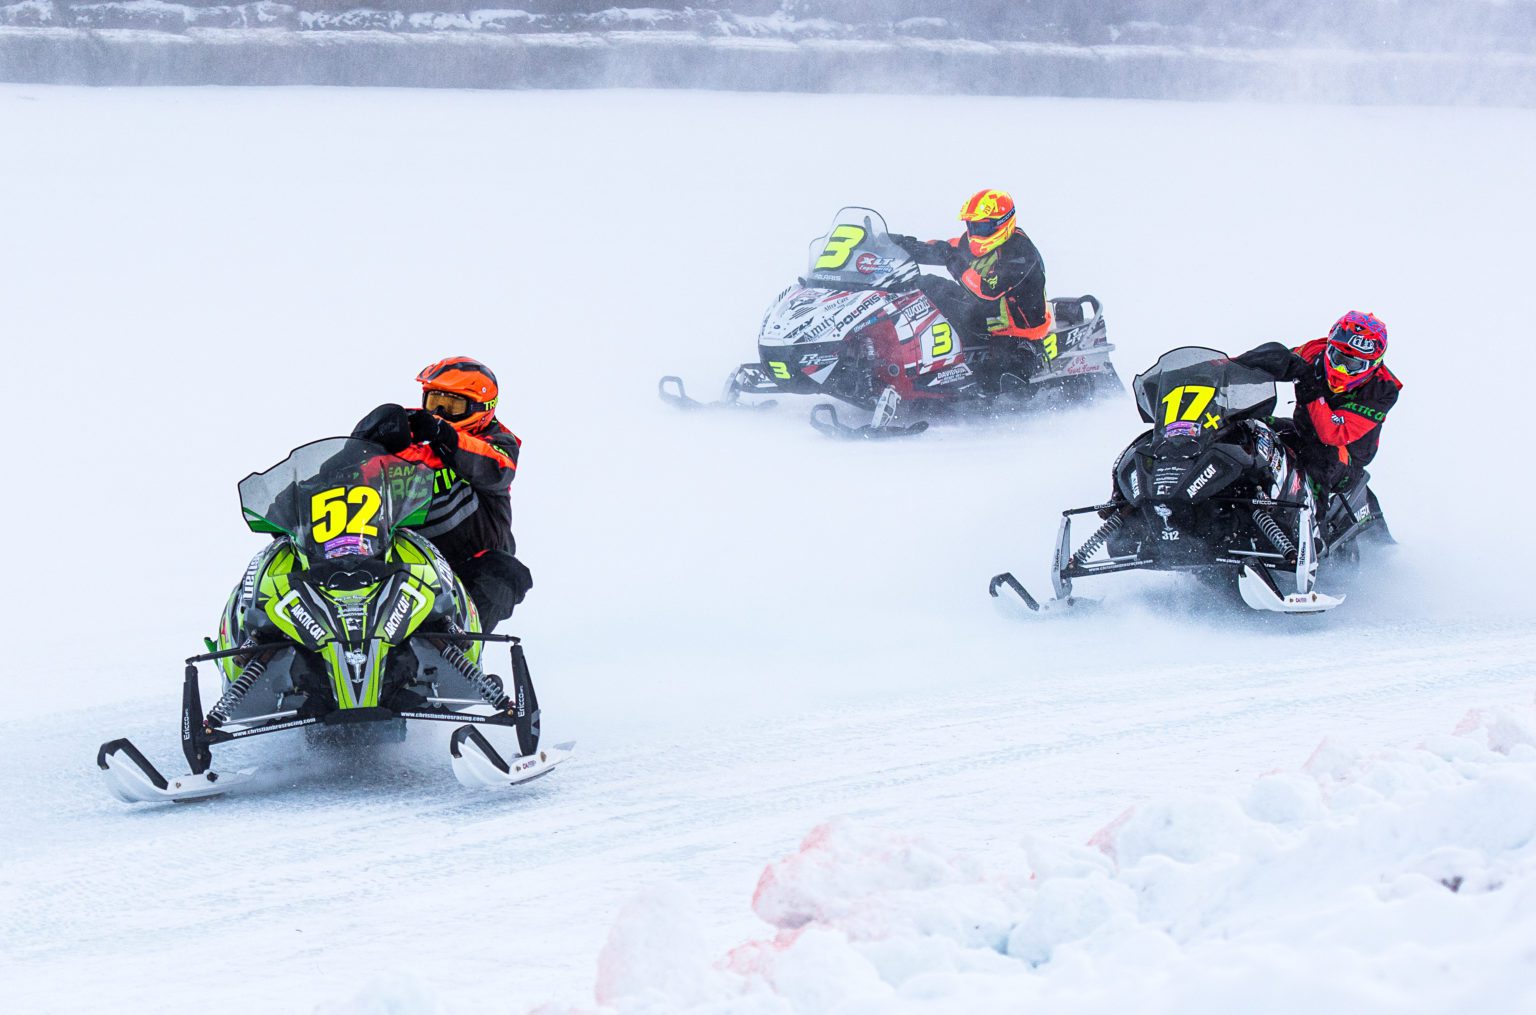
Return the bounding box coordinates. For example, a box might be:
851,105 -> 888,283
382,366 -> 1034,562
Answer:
502,554 -> 533,606
352,404 -> 412,454
889,233 -> 925,257
408,409 -> 459,462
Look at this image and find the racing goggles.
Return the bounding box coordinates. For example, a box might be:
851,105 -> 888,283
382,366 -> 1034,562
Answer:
423,389 -> 486,421
965,212 -> 1013,238
1324,342 -> 1378,376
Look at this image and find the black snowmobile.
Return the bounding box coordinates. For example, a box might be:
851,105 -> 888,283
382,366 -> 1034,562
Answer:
98,437 -> 572,803
989,347 -> 1393,614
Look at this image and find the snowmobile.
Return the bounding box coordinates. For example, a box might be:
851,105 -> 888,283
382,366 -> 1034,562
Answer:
658,206 -> 1121,438
97,437 -> 572,804
988,347 -> 1393,615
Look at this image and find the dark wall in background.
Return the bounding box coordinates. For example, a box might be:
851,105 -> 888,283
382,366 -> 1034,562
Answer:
1,1 -> 1533,101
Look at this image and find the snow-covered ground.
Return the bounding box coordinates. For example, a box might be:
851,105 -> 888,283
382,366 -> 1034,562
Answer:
1,85 -> 1534,1013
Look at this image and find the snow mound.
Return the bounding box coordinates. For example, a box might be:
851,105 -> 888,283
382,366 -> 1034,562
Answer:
586,704 -> 1536,1013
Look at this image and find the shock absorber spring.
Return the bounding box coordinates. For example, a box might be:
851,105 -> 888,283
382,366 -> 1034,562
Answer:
1071,513 -> 1125,566
208,652 -> 268,725
1253,509 -> 1296,556
440,640 -> 511,710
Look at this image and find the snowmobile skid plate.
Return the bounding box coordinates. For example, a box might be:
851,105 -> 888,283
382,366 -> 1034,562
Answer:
657,375 -> 776,412
1237,564 -> 1344,614
97,738 -> 253,804
808,404 -> 929,440
450,726 -> 575,789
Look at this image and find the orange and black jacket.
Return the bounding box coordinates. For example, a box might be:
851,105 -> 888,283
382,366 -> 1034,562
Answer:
909,231 -> 1051,340
1235,340 -> 1402,489
400,418 -> 521,563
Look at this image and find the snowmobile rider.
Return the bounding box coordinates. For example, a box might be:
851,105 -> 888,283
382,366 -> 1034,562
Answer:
351,356 -> 532,628
1234,311 -> 1402,495
888,189 -> 1052,388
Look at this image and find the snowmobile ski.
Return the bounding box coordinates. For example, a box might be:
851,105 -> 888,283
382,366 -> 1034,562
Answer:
450,727 -> 575,788
657,374 -> 776,412
987,571 -> 1096,614
1237,563 -> 1345,614
808,404 -> 928,440
97,738 -> 253,804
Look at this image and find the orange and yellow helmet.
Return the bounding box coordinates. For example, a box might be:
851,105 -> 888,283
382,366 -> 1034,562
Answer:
416,356 -> 499,432
959,189 -> 1017,256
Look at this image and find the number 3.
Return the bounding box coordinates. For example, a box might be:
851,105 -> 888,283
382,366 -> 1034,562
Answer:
930,322 -> 953,358
814,225 -> 867,270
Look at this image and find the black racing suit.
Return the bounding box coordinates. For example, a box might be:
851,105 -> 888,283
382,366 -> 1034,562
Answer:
892,230 -> 1051,385
354,405 -> 531,627
1234,339 -> 1403,493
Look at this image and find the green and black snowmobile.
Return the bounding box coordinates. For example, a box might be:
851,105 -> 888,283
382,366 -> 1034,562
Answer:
98,436 -> 571,803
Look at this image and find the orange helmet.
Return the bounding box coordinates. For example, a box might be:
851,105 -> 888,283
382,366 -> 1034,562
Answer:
959,189 -> 1017,256
416,356 -> 499,432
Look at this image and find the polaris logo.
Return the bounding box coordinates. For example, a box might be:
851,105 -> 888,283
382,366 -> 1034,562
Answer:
1185,464 -> 1218,498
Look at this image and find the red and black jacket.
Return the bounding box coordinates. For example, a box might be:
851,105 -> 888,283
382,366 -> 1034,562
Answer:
399,418 -> 521,564
909,231 -> 1051,340
1235,339 -> 1402,488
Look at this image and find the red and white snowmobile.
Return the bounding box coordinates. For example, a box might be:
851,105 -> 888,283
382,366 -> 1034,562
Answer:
659,206 -> 1121,438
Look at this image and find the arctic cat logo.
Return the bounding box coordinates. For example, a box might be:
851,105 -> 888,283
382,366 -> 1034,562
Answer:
1185,463 -> 1219,498
1341,401 -> 1386,421
287,600 -> 327,642
383,584 -> 428,642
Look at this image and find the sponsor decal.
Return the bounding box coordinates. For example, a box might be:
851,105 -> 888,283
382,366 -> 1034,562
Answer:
784,293 -> 884,345
1154,503 -> 1180,541
855,252 -> 895,275
797,352 -> 839,367
1128,469 -> 1141,500
899,296 -> 936,323
928,363 -> 973,386
382,583 -> 429,643
513,757 -> 538,773
323,534 -> 371,559
1163,421 -> 1200,439
1341,401 -> 1386,421
241,551 -> 263,606
1185,463 -> 1219,498
1330,413 -> 1345,426
516,683 -> 527,719
1344,334 -> 1380,356
400,711 -> 489,722
230,718 -> 317,738
287,598 -> 328,642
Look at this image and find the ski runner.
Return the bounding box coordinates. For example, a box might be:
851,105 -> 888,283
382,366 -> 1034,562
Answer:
352,356 -> 532,627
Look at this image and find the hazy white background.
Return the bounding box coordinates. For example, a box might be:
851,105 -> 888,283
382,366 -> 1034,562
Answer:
1,85 -> 1533,1012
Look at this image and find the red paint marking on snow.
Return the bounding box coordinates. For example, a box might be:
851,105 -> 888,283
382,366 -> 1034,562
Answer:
1087,806 -> 1134,862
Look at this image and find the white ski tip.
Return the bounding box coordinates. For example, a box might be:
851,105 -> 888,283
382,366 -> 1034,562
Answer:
97,739 -> 249,804
449,726 -> 574,789
1238,565 -> 1345,614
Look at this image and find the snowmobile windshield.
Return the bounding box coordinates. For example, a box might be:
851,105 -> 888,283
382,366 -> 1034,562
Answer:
1134,347 -> 1278,458
237,437 -> 436,561
803,207 -> 918,290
